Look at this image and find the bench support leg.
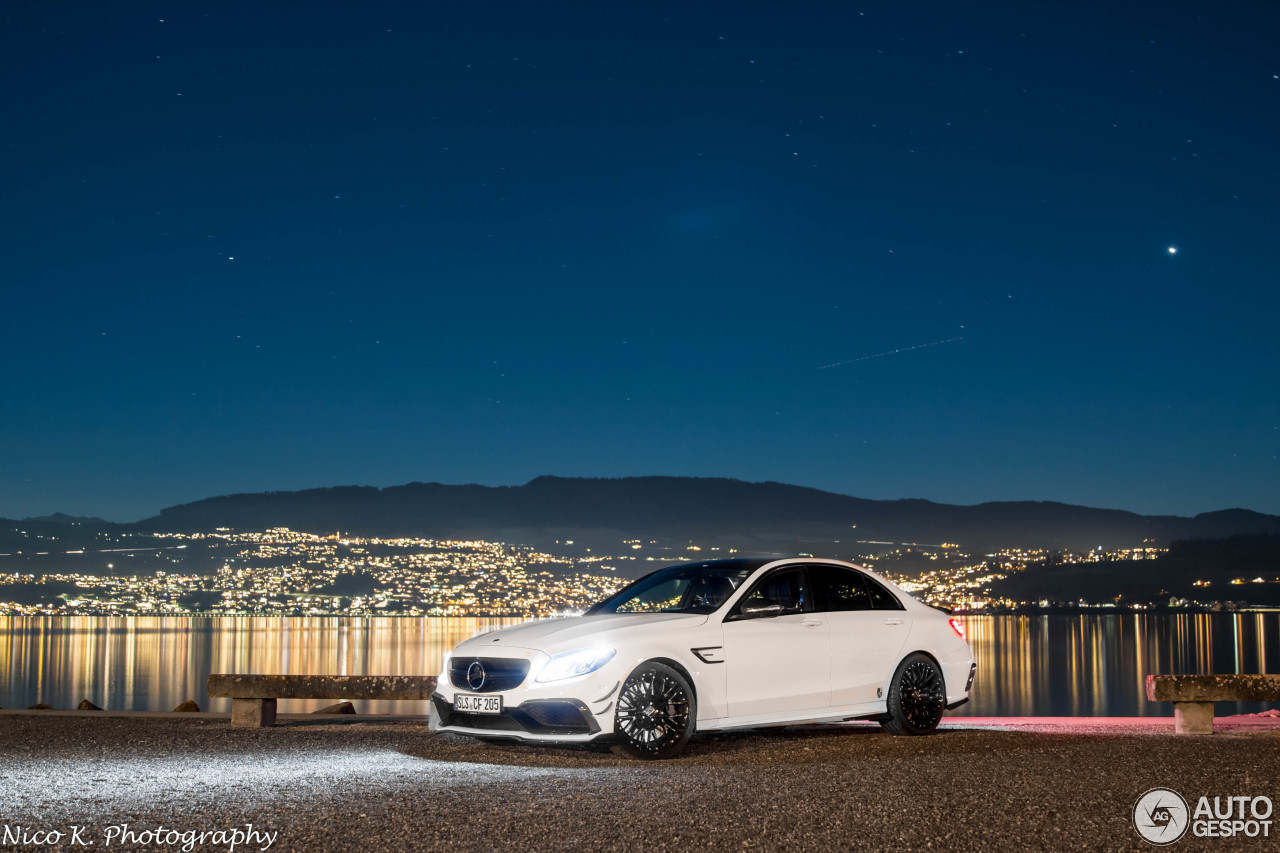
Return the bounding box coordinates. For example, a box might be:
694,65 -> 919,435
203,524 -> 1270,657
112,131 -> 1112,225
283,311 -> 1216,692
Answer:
231,697 -> 277,727
1173,701 -> 1214,734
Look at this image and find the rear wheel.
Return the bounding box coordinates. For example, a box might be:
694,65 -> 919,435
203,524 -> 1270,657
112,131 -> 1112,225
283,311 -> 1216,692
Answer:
880,653 -> 945,735
610,662 -> 695,759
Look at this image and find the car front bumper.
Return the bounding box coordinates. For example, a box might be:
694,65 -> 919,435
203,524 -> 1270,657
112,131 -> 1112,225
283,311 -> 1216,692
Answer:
429,647 -> 625,743
429,693 -> 609,742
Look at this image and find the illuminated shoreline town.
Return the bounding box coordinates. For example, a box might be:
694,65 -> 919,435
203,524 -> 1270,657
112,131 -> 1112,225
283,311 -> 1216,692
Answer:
869,544 -> 1163,610
0,529 -> 631,618
0,527 -> 1272,617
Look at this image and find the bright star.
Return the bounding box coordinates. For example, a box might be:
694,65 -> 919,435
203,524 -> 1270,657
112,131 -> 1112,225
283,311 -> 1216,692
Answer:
1167,247 -> 1177,254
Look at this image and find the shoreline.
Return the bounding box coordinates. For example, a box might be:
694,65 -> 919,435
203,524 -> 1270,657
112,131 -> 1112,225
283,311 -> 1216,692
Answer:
4,708 -> 1280,732
6,605 -> 1280,617
2,708 -> 1280,729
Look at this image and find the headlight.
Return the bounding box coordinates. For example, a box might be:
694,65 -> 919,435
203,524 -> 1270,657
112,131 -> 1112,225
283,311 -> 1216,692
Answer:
535,647 -> 616,683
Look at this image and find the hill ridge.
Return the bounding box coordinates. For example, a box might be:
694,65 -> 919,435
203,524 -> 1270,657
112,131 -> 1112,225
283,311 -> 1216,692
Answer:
113,476 -> 1280,552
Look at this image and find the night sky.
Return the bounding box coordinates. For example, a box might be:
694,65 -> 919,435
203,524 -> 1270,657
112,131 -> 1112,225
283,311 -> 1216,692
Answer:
3,1 -> 1278,522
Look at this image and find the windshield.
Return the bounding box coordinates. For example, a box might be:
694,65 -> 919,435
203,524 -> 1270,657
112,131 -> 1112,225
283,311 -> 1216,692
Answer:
587,560 -> 767,615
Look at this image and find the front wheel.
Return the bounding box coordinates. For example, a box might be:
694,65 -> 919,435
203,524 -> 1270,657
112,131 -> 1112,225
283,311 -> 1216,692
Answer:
610,662 -> 695,760
880,653 -> 946,735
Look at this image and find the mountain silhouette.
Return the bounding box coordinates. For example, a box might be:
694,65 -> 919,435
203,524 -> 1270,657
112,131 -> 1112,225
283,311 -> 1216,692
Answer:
115,476 -> 1280,552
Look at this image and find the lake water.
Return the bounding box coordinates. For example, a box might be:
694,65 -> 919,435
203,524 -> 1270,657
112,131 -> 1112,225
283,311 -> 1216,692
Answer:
2,613 -> 1278,717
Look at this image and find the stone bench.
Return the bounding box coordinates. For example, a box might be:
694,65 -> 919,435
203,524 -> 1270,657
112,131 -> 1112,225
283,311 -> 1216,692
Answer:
1145,674 -> 1280,734
207,674 -> 438,727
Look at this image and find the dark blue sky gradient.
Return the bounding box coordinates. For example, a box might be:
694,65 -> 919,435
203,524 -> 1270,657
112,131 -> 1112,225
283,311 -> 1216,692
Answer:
3,1 -> 1278,521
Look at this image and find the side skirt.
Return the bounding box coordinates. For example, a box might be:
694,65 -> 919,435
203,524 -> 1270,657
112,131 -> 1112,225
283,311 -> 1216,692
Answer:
697,702 -> 887,732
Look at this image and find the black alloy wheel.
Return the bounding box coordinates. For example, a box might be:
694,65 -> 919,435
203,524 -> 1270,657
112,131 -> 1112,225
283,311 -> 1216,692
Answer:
611,662 -> 696,759
880,653 -> 946,735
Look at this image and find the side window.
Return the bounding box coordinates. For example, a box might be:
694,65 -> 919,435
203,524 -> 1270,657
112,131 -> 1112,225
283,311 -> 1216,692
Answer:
864,575 -> 904,610
810,565 -> 873,612
732,568 -> 808,616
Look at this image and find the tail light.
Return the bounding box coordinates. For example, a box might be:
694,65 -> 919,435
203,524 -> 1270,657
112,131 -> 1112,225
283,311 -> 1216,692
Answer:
948,617 -> 967,641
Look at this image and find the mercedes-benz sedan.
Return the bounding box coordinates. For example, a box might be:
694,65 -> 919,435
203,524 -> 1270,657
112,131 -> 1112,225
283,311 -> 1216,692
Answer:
429,557 -> 976,759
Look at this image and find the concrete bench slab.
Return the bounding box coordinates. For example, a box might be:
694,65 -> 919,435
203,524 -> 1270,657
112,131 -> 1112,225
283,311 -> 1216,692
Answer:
207,674 -> 439,727
1145,674 -> 1280,734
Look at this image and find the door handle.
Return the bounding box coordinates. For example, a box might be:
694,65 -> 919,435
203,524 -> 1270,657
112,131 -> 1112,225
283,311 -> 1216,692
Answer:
801,620 -> 824,629
882,618 -> 903,626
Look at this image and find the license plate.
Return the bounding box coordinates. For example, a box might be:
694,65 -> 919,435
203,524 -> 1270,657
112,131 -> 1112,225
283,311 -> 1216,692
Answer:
453,693 -> 502,714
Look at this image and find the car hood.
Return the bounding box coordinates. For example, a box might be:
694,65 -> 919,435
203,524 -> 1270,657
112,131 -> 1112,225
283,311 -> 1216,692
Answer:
453,612 -> 709,656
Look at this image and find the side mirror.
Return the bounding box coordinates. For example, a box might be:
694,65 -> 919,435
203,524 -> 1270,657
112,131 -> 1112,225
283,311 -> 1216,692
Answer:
736,602 -> 803,619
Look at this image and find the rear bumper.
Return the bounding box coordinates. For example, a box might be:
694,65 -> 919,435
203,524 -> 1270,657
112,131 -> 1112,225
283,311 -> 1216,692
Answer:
940,653 -> 977,708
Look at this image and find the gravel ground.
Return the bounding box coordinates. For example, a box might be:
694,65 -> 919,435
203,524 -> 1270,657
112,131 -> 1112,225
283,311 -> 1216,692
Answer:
1,714 -> 1278,852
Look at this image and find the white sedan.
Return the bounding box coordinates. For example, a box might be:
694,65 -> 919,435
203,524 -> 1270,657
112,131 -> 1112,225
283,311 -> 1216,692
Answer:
429,557 -> 976,759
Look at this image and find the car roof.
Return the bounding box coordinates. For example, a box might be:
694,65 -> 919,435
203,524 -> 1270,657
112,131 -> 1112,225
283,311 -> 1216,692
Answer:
673,556 -> 872,574
673,557 -> 778,572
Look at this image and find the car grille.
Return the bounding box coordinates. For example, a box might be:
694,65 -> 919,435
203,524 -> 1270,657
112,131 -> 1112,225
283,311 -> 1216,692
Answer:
448,657 -> 530,692
447,712 -> 525,732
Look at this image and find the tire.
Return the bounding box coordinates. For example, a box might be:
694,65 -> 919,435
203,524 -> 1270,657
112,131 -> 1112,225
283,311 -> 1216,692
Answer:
880,653 -> 946,736
609,662 -> 696,760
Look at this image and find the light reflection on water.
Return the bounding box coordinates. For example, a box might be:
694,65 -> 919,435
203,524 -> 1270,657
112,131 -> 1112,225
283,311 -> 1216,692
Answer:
2,613 -> 1278,717
954,612 -> 1280,716
0,616 -> 522,715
